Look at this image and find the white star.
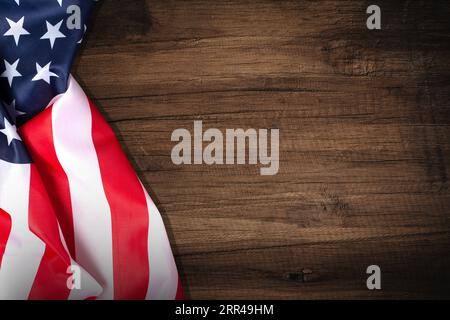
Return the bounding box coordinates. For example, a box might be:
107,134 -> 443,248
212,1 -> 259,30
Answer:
14,0 -> 20,5
32,62 -> 59,84
57,0 -> 63,6
1,59 -> 22,87
4,100 -> 25,122
0,117 -> 21,146
4,17 -> 30,46
40,20 -> 66,49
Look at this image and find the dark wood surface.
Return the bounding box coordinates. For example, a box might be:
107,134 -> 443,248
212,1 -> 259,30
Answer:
73,0 -> 450,299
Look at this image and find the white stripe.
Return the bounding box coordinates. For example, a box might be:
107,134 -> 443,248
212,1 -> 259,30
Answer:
0,160 -> 45,299
57,227 -> 103,300
142,185 -> 178,300
52,76 -> 114,299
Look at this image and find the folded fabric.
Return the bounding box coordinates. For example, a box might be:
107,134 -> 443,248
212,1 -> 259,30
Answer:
0,0 -> 183,299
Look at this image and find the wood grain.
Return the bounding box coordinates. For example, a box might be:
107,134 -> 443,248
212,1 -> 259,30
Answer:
73,0 -> 450,299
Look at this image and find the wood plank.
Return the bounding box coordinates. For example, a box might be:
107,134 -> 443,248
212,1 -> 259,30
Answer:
74,0 -> 450,298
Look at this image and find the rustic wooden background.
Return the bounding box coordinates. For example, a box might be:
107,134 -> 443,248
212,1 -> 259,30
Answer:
73,0 -> 450,299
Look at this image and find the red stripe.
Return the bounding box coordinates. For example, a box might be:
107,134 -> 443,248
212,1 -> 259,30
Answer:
89,100 -> 149,299
28,248 -> 70,300
175,277 -> 185,300
0,208 -> 12,268
20,106 -> 76,257
27,164 -> 71,300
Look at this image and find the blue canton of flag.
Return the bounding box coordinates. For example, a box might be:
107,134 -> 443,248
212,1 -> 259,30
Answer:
0,104 -> 29,163
0,0 -> 96,127
0,0 -> 96,163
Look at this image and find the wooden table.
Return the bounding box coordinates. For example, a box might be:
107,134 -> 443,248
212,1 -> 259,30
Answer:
74,0 -> 450,299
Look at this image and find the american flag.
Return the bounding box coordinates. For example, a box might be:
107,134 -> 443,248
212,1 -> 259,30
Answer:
0,0 -> 183,300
